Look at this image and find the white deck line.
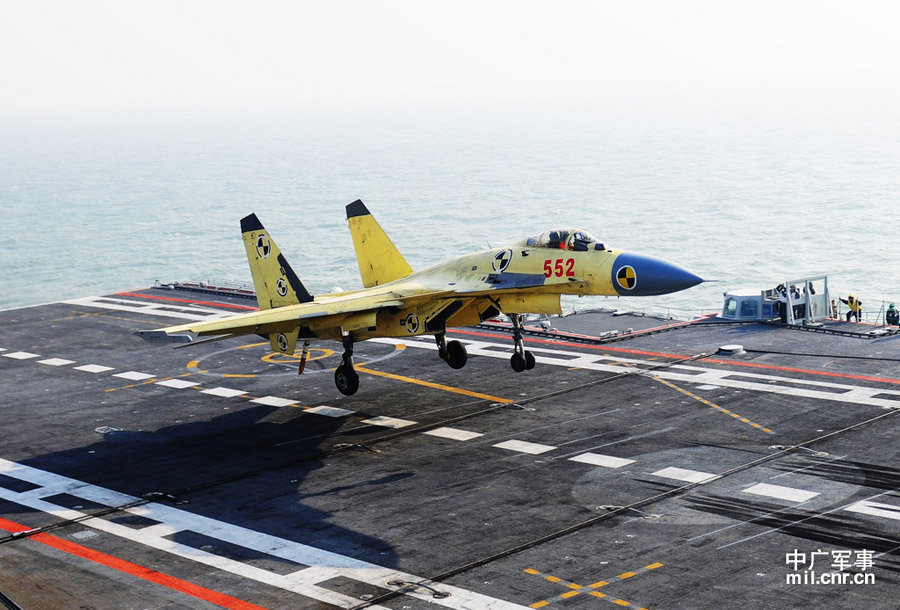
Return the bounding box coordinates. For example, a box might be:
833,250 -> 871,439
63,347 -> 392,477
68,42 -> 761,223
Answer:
845,500 -> 900,521
0,458 -> 528,610
493,440 -> 556,455
38,358 -> 75,366
201,387 -> 248,398
250,396 -> 299,407
743,483 -> 819,503
361,416 -> 417,429
424,427 -> 484,441
371,338 -> 900,409
652,467 -> 718,484
305,405 -> 355,417
569,453 -> 635,468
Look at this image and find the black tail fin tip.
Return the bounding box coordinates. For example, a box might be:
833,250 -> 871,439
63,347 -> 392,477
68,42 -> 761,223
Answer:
241,213 -> 264,233
346,200 -> 370,219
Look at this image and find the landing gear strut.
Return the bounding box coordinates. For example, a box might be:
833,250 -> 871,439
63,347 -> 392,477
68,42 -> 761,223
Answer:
334,333 -> 360,396
297,341 -> 310,375
435,331 -> 468,369
509,314 -> 536,373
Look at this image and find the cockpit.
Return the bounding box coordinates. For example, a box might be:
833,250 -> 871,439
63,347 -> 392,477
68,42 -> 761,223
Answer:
521,229 -> 606,252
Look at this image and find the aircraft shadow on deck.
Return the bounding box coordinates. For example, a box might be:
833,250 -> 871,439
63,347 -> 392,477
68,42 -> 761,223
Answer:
11,404 -> 402,568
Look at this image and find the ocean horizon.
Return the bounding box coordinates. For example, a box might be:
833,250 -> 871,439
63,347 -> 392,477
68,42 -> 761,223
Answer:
3,109 -> 898,321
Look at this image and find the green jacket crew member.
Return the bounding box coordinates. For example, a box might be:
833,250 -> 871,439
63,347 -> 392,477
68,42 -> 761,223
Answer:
888,303 -> 899,326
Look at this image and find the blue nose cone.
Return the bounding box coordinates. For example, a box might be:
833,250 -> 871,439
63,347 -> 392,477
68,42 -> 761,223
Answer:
611,252 -> 703,296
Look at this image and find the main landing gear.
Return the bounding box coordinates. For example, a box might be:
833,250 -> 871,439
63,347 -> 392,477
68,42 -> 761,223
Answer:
435,331 -> 468,369
334,333 -> 360,396
508,314 -> 536,373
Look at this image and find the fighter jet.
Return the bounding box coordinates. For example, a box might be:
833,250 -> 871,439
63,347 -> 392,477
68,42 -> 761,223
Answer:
138,200 -> 702,395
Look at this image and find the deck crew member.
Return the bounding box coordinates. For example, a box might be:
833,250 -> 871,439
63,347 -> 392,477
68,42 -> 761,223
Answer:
887,303 -> 899,326
840,294 -> 862,322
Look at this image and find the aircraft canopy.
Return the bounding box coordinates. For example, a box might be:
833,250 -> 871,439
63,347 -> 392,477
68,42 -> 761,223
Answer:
521,229 -> 605,251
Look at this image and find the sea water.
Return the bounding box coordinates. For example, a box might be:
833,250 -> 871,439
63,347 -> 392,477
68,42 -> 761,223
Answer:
2,110 -> 898,320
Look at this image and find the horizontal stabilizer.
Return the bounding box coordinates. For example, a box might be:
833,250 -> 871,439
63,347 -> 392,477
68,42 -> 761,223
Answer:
134,330 -> 194,344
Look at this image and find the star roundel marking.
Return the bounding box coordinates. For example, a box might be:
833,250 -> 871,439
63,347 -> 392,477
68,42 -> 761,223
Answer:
404,313 -> 420,334
256,235 -> 271,259
492,249 -> 513,273
276,333 -> 289,352
616,265 -> 637,290
275,277 -> 288,297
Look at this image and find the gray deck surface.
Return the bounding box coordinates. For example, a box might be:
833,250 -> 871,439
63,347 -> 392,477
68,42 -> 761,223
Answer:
2,287 -> 900,610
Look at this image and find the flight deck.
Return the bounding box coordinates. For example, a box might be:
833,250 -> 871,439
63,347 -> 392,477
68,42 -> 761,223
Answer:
2,286 -> 900,610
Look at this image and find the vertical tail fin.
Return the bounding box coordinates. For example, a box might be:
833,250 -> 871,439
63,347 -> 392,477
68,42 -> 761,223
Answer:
346,200 -> 413,287
240,214 -> 314,310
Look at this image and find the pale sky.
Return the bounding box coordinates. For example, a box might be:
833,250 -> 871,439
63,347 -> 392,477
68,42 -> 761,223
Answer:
3,0 -> 900,120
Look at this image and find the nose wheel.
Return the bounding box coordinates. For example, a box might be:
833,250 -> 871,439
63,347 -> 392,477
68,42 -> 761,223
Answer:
509,314 -> 536,372
334,334 -> 359,395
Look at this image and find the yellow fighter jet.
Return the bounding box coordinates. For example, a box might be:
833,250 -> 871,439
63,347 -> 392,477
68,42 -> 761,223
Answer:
138,200 -> 702,395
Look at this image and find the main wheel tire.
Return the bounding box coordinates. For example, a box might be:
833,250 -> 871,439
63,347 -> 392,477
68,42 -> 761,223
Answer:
524,350 -> 536,370
446,340 -> 468,369
510,352 -> 527,373
334,365 -> 360,396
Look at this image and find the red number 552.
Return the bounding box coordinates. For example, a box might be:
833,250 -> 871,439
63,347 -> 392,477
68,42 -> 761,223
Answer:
543,258 -> 575,278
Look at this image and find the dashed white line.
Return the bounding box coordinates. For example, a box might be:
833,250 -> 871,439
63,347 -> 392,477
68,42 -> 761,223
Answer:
201,387 -> 248,398
74,364 -> 115,373
2,351 -> 40,360
651,467 -> 718,484
113,371 -> 156,381
37,358 -> 75,366
361,416 -> 417,429
305,405 -> 355,418
493,440 -> 556,455
155,379 -> 200,389
250,396 -> 299,407
424,427 -> 484,441
743,482 -> 819,503
569,453 -> 635,468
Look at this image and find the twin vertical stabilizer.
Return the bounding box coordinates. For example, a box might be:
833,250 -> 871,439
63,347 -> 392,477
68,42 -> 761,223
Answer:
240,214 -> 314,310
346,200 -> 413,287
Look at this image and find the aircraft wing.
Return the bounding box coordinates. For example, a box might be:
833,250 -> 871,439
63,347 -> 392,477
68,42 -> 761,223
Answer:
136,291 -> 409,344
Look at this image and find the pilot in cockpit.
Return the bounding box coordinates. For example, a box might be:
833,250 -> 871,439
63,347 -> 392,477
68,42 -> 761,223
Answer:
523,229 -> 605,252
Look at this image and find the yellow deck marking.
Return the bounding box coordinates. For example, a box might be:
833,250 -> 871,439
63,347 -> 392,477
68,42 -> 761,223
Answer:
355,364 -> 514,403
187,360 -> 199,369
653,377 -> 773,434
525,562 -> 663,609
237,342 -> 268,349
222,374 -> 257,378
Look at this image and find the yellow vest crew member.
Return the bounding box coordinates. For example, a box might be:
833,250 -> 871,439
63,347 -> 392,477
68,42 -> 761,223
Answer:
840,295 -> 862,322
